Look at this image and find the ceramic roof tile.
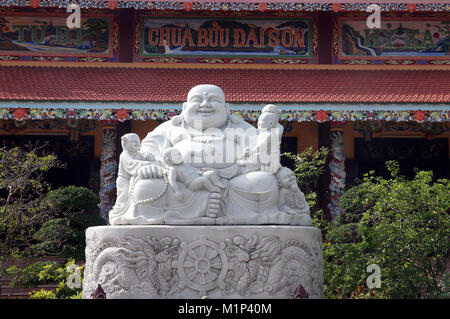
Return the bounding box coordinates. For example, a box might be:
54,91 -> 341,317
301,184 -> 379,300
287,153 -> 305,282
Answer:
0,66 -> 449,104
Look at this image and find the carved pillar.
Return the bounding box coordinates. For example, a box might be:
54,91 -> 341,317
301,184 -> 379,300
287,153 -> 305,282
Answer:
99,121 -> 118,223
328,121 -> 346,220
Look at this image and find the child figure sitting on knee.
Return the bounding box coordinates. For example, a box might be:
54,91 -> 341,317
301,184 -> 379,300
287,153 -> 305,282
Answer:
162,147 -> 224,217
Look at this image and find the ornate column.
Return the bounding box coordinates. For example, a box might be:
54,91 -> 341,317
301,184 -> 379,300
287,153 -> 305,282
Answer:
99,120 -> 118,223
328,121 -> 346,220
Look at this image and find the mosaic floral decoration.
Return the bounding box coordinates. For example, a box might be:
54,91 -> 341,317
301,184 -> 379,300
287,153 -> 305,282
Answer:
0,108 -> 449,123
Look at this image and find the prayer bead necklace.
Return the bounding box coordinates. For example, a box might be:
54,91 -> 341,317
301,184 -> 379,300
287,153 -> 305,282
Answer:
130,166 -> 169,205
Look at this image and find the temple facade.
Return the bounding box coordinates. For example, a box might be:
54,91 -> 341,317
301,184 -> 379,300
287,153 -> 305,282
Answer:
0,1 -> 448,220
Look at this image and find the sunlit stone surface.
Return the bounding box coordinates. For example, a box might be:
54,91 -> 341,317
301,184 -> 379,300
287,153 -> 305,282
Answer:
83,85 -> 322,299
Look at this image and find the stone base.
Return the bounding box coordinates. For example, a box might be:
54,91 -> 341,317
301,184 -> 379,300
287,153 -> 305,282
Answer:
82,225 -> 323,299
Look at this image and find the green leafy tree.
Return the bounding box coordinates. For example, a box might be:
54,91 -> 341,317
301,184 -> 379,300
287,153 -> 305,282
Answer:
324,161 -> 450,298
0,144 -> 63,272
33,186 -> 105,259
0,143 -> 65,298
7,261 -> 62,288
283,147 -> 330,230
283,147 -> 329,195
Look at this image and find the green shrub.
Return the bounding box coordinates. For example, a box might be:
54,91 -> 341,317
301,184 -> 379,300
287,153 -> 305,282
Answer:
338,181 -> 379,224
33,186 -> 104,259
422,273 -> 450,299
31,218 -> 79,257
28,289 -> 57,299
41,186 -> 98,214
325,223 -> 361,244
283,147 -> 330,229
29,259 -> 83,299
69,211 -> 105,230
324,161 -> 450,299
9,261 -> 62,288
283,146 -> 329,195
32,218 -> 77,243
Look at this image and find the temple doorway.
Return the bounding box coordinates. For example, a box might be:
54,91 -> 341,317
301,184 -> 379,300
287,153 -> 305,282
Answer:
354,138 -> 449,180
0,135 -> 97,189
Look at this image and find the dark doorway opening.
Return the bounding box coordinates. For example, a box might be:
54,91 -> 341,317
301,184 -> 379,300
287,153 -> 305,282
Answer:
280,136 -> 298,171
354,138 -> 449,180
0,135 -> 96,189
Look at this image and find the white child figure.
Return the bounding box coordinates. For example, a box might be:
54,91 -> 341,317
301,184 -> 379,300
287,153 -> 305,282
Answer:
162,147 -> 225,218
114,133 -> 154,209
275,167 -> 310,216
261,104 -> 283,144
239,105 -> 282,173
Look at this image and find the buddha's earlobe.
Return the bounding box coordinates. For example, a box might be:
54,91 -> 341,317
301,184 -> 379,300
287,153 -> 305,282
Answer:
228,114 -> 241,124
171,115 -> 183,126
225,103 -> 239,124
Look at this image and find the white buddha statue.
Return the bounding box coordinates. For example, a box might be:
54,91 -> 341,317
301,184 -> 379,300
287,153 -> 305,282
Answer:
109,84 -> 310,226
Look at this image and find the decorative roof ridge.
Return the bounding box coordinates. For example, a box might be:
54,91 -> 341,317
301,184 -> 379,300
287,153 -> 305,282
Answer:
1,61 -> 450,71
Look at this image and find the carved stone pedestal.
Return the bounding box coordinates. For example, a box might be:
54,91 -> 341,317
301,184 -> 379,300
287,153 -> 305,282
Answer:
82,226 -> 323,299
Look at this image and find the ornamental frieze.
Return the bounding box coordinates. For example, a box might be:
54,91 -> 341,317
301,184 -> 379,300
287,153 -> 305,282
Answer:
82,230 -> 323,299
0,108 -> 449,123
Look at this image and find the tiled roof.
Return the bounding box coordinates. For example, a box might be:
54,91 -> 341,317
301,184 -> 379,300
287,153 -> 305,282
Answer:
0,66 -> 449,104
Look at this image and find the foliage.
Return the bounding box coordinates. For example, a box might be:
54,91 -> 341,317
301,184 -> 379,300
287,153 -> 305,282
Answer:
29,259 -> 83,299
0,144 -> 63,271
28,289 -> 57,299
33,218 -> 78,243
324,161 -> 450,299
31,218 -> 79,257
283,146 -> 329,195
283,147 -> 330,231
0,144 -> 103,279
33,187 -> 105,260
41,186 -> 98,214
8,261 -> 62,288
422,272 -> 450,299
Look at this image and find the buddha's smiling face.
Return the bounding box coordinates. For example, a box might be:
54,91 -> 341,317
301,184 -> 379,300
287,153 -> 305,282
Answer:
183,85 -> 229,130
